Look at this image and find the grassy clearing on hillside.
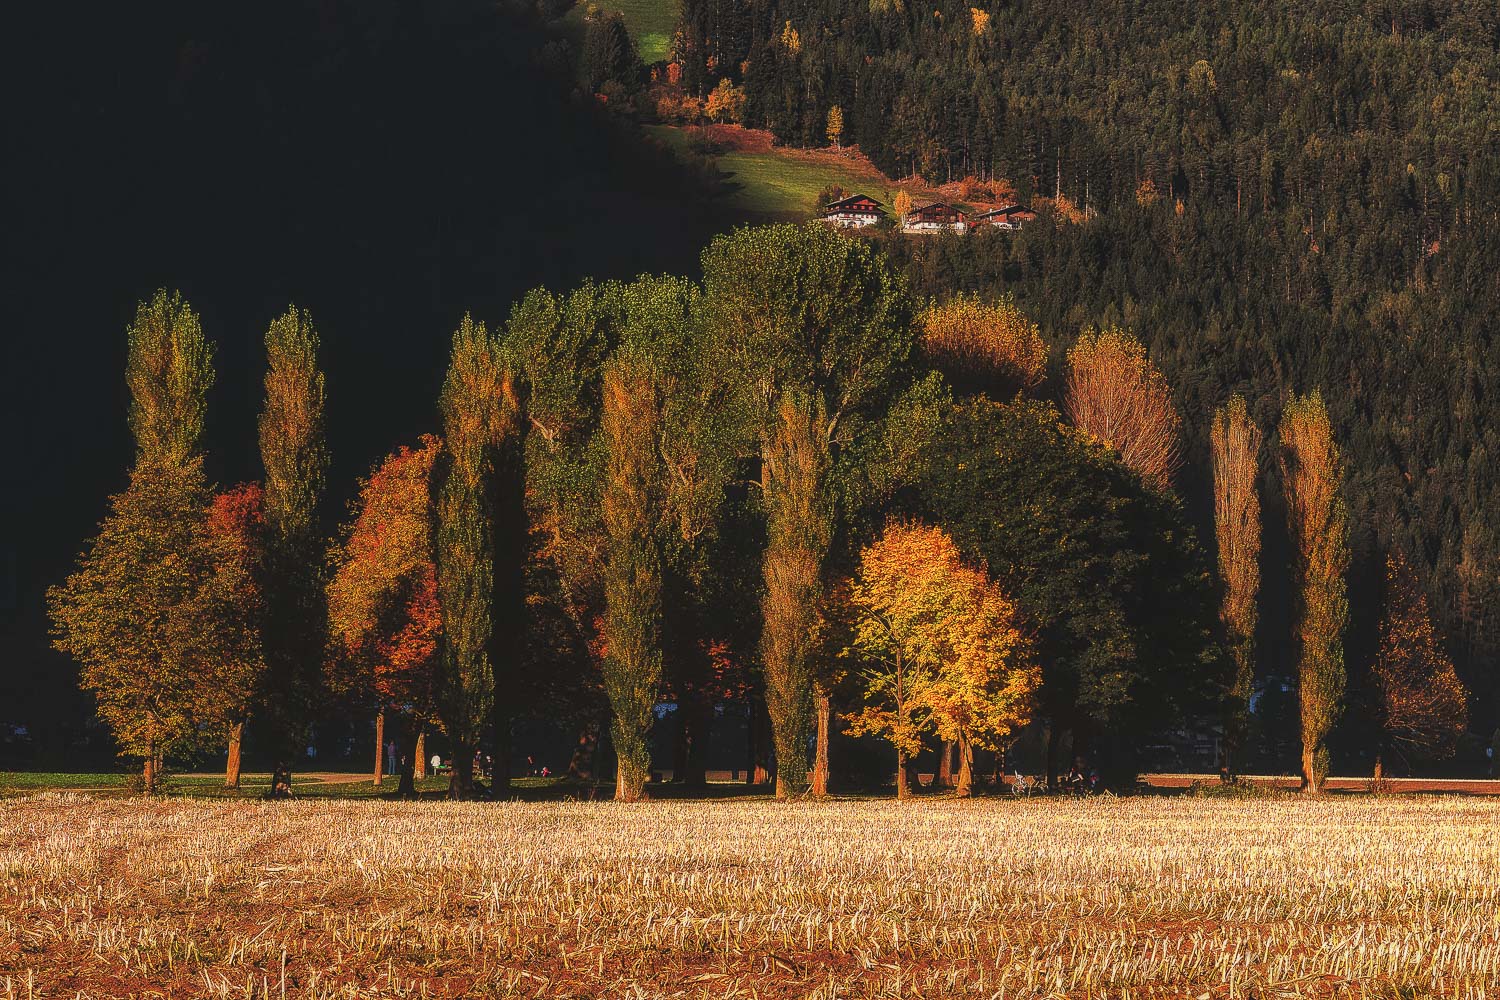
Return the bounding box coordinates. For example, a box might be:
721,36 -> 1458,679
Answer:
4,796 -> 1498,997
568,0 -> 679,64
647,125 -> 897,219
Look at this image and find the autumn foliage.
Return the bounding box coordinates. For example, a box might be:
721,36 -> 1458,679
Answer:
1211,396 -> 1261,769
843,522 -> 1038,798
327,436 -> 444,718
919,295 -> 1048,399
1064,328 -> 1182,492
1372,553 -> 1468,773
1279,392 -> 1349,793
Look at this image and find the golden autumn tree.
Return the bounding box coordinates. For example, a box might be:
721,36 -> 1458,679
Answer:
327,437 -> 444,795
843,522 -> 1038,799
1371,552 -> 1468,780
826,105 -> 844,148
704,79 -> 746,123
1064,327 -> 1182,492
1279,391 -> 1348,793
893,188 -> 914,220
1211,396 -> 1261,772
919,295 -> 1048,399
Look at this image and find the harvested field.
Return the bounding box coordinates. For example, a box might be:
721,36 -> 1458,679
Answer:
2,794 -> 1498,998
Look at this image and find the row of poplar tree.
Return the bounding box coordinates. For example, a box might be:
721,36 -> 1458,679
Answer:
49,224 -> 1468,798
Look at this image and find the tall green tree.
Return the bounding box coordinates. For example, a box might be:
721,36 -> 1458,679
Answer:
436,316 -> 519,799
599,350 -> 666,801
125,289 -> 213,465
1280,391 -> 1349,794
257,306 -> 329,795
700,224 -> 915,798
912,397 -> 1221,785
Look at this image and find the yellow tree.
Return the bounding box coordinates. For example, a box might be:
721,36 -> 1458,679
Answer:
919,295 -> 1048,399
843,522 -> 1038,798
1279,391 -> 1348,793
1211,396 -> 1261,772
893,189 -> 914,221
1371,552 -> 1468,780
1064,327 -> 1182,492
704,79 -> 746,123
826,105 -> 844,148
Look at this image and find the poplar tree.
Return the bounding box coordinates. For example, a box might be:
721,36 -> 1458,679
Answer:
700,224 -> 914,799
600,352 -> 665,801
125,289 -> 213,465
1279,392 -> 1348,793
436,316 -> 519,799
1211,396 -> 1260,773
257,306 -> 328,795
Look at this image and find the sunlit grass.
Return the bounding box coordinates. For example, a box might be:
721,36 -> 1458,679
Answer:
2,795 -> 1497,997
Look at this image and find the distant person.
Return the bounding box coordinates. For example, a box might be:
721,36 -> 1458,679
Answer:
1066,762 -> 1085,795
431,753 -> 442,774
540,765 -> 550,779
386,741 -> 397,775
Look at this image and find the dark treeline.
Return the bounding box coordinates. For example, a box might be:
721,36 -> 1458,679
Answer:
1,0 -> 724,764
670,0 -> 1500,729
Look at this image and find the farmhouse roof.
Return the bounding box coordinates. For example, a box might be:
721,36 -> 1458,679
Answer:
825,194 -> 884,212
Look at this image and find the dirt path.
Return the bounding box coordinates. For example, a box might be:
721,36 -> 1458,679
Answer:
1142,773 -> 1500,794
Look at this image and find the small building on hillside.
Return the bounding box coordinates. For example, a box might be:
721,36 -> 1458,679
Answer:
820,194 -> 886,229
973,204 -> 1037,231
902,201 -> 968,234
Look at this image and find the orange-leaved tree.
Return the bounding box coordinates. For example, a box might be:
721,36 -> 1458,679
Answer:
1064,327 -> 1182,492
1279,391 -> 1348,793
919,295 -> 1048,400
327,436 -> 444,795
1371,552 -> 1468,780
843,521 -> 1038,798
206,483 -> 267,789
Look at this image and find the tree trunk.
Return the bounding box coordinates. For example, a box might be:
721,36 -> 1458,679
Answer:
936,739 -> 954,789
225,721 -> 244,789
1045,721 -> 1062,787
372,710 -> 385,788
1302,746 -> 1322,794
895,749 -> 911,800
142,752 -> 157,796
616,757 -> 646,802
396,715 -> 418,798
1373,753 -> 1384,789
449,751 -> 474,800
811,688 -> 831,797
955,729 -> 975,798
414,731 -> 427,780
745,701 -> 758,785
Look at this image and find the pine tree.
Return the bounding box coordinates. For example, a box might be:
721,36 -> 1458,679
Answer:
435,316 -> 519,799
257,306 -> 329,796
1211,396 -> 1260,773
1279,392 -> 1348,793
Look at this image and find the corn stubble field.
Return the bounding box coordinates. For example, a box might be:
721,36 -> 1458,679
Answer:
2,795 -> 1497,999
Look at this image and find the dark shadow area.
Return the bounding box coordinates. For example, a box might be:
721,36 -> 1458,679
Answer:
1,0 -> 725,764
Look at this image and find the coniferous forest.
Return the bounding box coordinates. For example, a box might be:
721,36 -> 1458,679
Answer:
676,0 -> 1500,738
